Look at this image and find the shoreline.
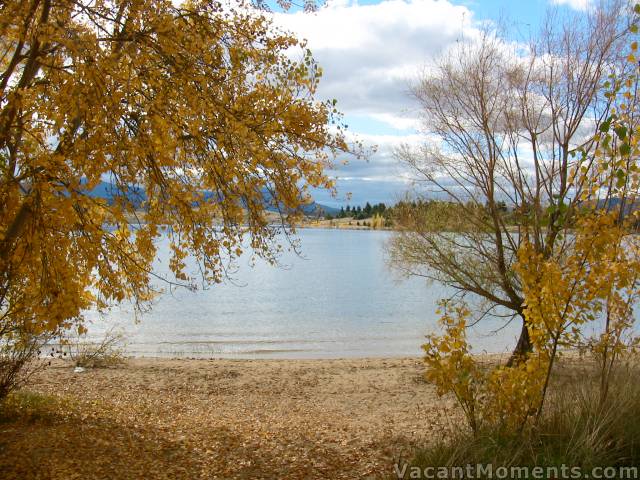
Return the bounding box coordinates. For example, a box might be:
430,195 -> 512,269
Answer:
110,352 -> 427,360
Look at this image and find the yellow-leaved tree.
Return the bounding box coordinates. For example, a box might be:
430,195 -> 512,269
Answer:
422,5 -> 640,435
424,211 -> 640,434
0,0 -> 352,397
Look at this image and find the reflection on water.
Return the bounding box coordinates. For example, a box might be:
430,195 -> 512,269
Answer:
84,229 -> 520,358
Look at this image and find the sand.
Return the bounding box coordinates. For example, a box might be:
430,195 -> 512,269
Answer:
0,357 -> 463,479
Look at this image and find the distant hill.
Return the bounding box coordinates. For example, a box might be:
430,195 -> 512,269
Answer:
82,180 -> 338,217
84,180 -> 147,209
258,187 -> 338,216
595,197 -> 640,215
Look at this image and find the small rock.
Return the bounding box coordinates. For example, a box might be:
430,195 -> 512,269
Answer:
74,366 -> 86,373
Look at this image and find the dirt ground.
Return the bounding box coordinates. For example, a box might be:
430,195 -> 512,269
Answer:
0,357 -> 461,479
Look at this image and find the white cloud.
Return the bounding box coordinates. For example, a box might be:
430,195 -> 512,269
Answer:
273,0 -> 480,132
330,132 -> 422,180
550,0 -> 592,11
270,0 -> 488,203
312,131 -> 425,205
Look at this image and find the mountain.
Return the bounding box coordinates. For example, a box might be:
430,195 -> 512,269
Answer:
258,187 -> 339,216
83,181 -> 338,217
301,202 -> 340,216
84,181 -> 147,209
595,197 -> 640,215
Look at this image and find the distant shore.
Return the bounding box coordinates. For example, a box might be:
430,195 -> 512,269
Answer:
123,210 -> 393,231
299,217 -> 393,231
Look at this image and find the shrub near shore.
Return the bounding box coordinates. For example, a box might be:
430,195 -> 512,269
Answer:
397,361 -> 640,478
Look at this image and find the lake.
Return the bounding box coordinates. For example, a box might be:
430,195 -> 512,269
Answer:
83,228 -> 521,358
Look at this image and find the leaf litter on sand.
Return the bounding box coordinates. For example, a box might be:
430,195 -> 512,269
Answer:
0,357 -> 456,479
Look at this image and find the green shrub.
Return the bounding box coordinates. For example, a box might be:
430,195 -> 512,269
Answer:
0,390 -> 70,424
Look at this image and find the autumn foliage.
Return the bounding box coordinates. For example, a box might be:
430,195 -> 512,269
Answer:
423,6 -> 640,435
0,0 -> 349,396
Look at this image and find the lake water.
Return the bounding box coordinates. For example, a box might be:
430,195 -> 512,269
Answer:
84,229 -> 521,358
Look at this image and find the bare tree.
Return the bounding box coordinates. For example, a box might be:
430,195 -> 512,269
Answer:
389,1 -> 637,361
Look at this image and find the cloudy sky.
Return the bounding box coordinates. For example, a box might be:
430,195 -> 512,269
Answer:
269,0 -> 593,208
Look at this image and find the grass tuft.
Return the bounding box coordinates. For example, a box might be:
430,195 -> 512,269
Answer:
0,390 -> 72,424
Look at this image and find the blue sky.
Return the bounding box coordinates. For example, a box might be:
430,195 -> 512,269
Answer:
268,0 -> 592,207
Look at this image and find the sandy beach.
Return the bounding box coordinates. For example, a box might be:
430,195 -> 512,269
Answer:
0,357 -> 462,480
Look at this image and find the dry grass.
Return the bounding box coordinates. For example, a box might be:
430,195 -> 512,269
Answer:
396,359 -> 640,478
63,328 -> 127,369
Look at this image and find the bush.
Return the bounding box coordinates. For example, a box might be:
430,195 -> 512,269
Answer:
63,328 -> 126,369
396,363 -> 640,478
0,333 -> 51,402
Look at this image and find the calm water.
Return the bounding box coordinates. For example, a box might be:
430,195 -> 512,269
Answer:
84,229 -> 520,358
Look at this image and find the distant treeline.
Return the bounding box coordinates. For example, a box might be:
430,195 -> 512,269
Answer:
374,198 -> 640,230
323,199 -> 515,228
328,202 -> 389,220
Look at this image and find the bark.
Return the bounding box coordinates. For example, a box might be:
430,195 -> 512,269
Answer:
507,317 -> 532,367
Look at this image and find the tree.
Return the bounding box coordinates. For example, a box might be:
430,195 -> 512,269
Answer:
0,0 -> 351,397
422,27 -> 640,426
389,1 -> 637,361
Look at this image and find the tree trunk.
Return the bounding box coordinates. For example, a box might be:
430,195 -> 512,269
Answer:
507,318 -> 532,367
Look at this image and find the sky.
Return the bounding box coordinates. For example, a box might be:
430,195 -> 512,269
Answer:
269,0 -> 594,208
